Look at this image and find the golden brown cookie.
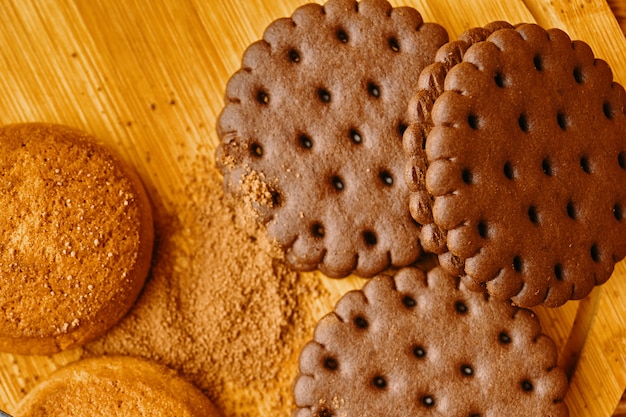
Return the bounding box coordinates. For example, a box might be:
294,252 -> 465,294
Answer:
403,23 -> 626,307
293,266 -> 569,416
0,123 -> 154,354
216,0 -> 448,278
13,355 -> 221,417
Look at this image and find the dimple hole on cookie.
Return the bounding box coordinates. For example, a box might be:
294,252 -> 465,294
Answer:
603,101 -> 614,119
413,345 -> 426,358
467,113 -> 480,130
317,408 -> 333,417
591,243 -> 601,263
379,171 -> 393,186
580,156 -> 591,173
311,223 -> 325,238
350,128 -> 363,144
557,112 -> 568,130
271,191 -> 282,208
554,263 -> 564,281
354,316 -> 369,329
533,54 -> 543,71
521,380 -> 534,392
288,49 -> 301,63
528,206 -> 539,224
332,176 -> 345,191
363,231 -> 377,246
499,332 -> 512,344
462,168 -> 473,185
402,295 -> 416,308
614,204 -> 623,221
324,357 -> 339,371
542,158 -> 552,176
513,256 -> 523,272
478,220 -> 489,239
299,134 -> 313,149
368,82 -> 381,98
518,114 -> 529,132
573,67 -> 584,84
454,300 -> 468,314
567,201 -> 577,220
421,395 -> 435,408
494,72 -> 506,88
461,364 -> 474,377
619,152 -> 626,169
256,90 -> 270,105
318,88 -> 331,103
389,37 -> 400,52
373,376 -> 387,389
249,142 -> 263,158
504,162 -> 516,180
336,28 -> 349,43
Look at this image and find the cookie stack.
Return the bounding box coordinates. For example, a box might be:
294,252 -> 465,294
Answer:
216,0 -> 626,415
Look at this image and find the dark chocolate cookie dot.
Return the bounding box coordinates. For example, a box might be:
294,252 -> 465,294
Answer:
318,88 -> 331,103
324,357 -> 339,370
354,316 -> 368,329
379,171 -> 393,186
368,82 -> 381,98
336,28 -> 349,43
363,230 -> 377,246
250,142 -> 263,157
389,37 -> 400,52
421,395 -> 435,407
499,332 -> 511,344
402,295 -> 416,308
521,380 -> 534,392
373,376 -> 387,389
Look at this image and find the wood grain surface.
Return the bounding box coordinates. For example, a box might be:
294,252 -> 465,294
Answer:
0,0 -> 625,416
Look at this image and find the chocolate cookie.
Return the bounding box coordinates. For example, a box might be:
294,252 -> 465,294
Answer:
216,0 -> 448,278
403,23 -> 626,307
292,266 -> 569,417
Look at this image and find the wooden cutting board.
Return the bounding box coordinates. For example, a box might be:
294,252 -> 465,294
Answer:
0,0 -> 624,416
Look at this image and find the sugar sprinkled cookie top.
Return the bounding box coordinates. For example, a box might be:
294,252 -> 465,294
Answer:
14,356 -> 221,417
404,23 -> 626,307
216,0 -> 448,278
293,266 -> 569,416
0,123 -> 154,354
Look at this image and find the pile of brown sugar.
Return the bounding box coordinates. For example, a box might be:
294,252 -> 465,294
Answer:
85,145 -> 325,416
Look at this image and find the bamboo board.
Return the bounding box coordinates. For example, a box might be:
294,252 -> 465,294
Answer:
0,0 -> 624,416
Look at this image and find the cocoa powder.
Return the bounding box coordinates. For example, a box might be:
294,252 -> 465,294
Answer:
85,145 -> 324,416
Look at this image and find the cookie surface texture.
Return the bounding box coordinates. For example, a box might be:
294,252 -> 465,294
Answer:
14,355 -> 221,417
0,123 -> 154,355
292,266 -> 569,417
216,0 -> 448,278
404,23 -> 626,307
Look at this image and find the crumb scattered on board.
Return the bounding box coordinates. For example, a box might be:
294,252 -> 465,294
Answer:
84,145 -> 326,416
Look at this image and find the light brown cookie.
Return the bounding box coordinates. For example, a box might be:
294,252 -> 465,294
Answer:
216,0 -> 448,278
293,266 -> 569,417
403,23 -> 626,307
0,123 -> 154,355
14,356 -> 221,417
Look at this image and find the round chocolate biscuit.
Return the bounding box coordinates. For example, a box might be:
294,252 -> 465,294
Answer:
216,0 -> 448,278
403,23 -> 626,307
292,266 -> 569,416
